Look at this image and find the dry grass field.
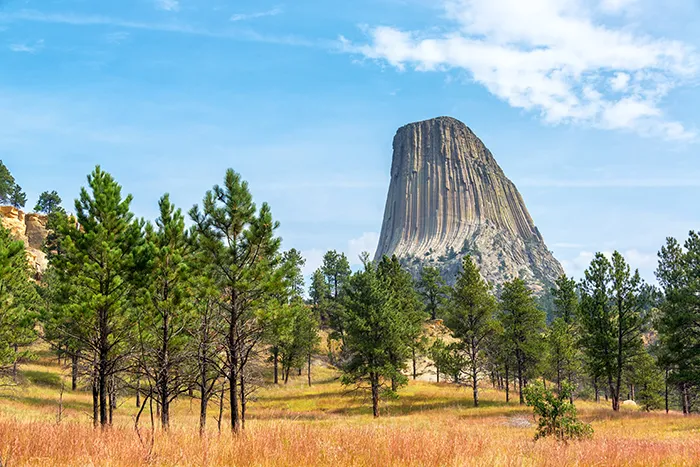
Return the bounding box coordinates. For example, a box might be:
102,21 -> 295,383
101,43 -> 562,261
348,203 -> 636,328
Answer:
1,348 -> 699,466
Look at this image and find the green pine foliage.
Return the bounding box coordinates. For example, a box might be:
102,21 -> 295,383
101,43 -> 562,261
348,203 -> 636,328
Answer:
0,226 -> 39,382
579,252 -> 647,411
34,190 -> 63,214
341,254 -> 418,417
524,381 -> 593,441
499,278 -> 546,404
190,168 -> 285,433
445,255 -> 497,406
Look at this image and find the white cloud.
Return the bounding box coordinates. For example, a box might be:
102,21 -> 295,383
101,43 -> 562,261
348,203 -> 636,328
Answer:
347,232 -> 380,265
345,0 -> 698,140
600,0 -> 638,14
1,10 -> 317,47
155,0 -> 180,12
231,7 -> 282,22
9,39 -> 44,53
609,72 -> 631,91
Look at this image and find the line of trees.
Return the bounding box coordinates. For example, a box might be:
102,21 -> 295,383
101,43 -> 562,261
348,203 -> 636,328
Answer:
37,167 -> 321,433
1,161 -> 698,430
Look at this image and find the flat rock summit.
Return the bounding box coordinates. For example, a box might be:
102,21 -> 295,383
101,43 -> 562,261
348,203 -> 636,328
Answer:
374,116 -> 564,294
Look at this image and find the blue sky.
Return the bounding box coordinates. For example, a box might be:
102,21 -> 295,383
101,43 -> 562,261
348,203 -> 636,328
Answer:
1,0 -> 699,282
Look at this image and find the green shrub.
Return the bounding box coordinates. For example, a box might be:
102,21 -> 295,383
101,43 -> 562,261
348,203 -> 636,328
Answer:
524,381 -> 593,441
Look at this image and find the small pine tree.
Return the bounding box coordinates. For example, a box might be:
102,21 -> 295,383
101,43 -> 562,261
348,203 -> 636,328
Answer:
9,184 -> 26,209
524,381 -> 593,441
34,191 -> 63,214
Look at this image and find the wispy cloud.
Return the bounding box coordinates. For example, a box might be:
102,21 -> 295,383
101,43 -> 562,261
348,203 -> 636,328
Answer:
9,39 -> 44,53
155,0 -> 180,12
230,7 -> 282,22
0,10 -> 317,47
343,0 -> 698,141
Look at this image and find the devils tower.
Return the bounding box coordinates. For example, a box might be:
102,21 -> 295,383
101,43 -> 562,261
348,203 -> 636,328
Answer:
374,117 -> 564,294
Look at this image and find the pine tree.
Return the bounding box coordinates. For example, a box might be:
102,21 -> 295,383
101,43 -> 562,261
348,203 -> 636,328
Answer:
499,278 -> 546,404
445,256 -> 497,406
0,161 -> 16,204
9,184 -> 26,209
376,255 -> 426,389
547,275 -> 581,394
0,227 -> 39,382
656,233 -> 700,414
136,194 -> 194,430
341,254 -> 411,417
417,266 -> 448,321
34,191 -> 63,214
320,250 -> 351,350
50,166 -> 145,427
190,169 -> 284,433
579,252 -> 647,411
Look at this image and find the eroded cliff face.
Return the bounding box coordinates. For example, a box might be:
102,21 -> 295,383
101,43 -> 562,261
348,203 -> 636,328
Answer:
374,117 -> 563,294
0,206 -> 48,278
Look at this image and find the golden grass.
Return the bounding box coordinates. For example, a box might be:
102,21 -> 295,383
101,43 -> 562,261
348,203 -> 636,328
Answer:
1,353 -> 699,466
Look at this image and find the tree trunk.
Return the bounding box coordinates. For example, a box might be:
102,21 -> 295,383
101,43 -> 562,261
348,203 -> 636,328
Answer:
217,382 -> 225,433
12,344 -> 18,383
239,370 -> 246,431
412,347 -> 417,380
371,372 -> 380,418
273,348 -> 279,385
199,381 -> 208,437
505,362 -> 510,403
682,383 -> 690,415
516,350 -> 524,405
665,369 -> 669,414
307,353 -> 312,387
136,378 -> 141,408
161,310 -> 170,430
436,363 -> 440,383
99,307 -> 109,427
472,364 -> 479,407
71,353 -> 79,391
594,376 -> 599,403
92,377 -> 99,428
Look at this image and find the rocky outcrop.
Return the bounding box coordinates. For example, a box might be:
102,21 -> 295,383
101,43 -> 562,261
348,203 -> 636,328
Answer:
0,206 -> 48,278
374,117 -> 563,294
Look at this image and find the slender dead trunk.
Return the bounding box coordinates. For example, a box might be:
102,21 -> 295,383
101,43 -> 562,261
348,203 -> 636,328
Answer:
136,378 -> 141,408
218,382 -> 225,433
161,309 -> 170,431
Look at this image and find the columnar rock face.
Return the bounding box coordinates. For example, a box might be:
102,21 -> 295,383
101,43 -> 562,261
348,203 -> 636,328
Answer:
0,206 -> 49,278
374,117 -> 564,294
